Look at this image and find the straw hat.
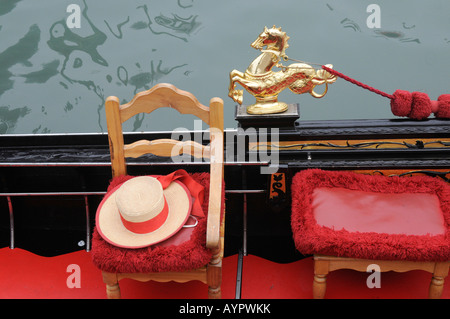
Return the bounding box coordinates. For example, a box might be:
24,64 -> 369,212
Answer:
96,176 -> 192,248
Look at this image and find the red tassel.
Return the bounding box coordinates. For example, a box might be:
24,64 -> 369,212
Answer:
409,92 -> 432,120
322,66 -> 450,120
392,90 -> 450,120
391,90 -> 412,117
436,94 -> 450,118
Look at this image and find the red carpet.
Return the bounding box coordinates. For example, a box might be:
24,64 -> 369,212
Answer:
0,247 -> 448,299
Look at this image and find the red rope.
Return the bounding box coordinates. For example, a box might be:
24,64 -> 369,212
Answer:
322,65 -> 394,100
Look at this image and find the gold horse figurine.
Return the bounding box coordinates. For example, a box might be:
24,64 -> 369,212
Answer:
228,26 -> 337,114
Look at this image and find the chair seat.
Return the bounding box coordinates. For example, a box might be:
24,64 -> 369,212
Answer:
291,169 -> 450,262
91,172 -> 223,273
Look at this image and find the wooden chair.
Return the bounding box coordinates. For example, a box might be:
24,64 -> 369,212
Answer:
291,169 -> 450,299
98,83 -> 224,299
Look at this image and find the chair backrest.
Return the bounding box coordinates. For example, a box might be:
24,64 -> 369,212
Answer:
105,83 -> 224,178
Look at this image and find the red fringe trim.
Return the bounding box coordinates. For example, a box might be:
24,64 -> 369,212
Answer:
291,169 -> 450,261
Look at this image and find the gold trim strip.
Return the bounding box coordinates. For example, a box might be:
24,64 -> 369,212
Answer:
250,138 -> 450,151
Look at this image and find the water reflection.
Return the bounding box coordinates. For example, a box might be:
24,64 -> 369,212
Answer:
0,0 -> 22,17
340,18 -> 361,32
155,13 -> 200,34
0,0 -> 199,133
104,16 -> 130,39
337,12 -> 421,44
20,60 -> 60,84
0,106 -> 30,134
47,3 -> 109,67
0,24 -> 40,97
373,29 -> 420,44
0,20 -> 40,133
134,4 -> 200,42
0,1 -> 449,133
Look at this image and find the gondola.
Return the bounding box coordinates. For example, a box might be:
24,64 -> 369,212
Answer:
1,1 -> 449,303
1,107 -> 449,299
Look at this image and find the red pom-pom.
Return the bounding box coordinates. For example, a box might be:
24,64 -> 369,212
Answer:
409,92 -> 432,120
391,90 -> 412,117
435,94 -> 450,118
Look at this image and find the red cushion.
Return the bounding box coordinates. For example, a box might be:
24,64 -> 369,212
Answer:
91,172 -> 224,273
313,188 -> 446,236
291,169 -> 450,261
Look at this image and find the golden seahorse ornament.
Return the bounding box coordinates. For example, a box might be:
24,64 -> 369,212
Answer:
228,26 -> 337,114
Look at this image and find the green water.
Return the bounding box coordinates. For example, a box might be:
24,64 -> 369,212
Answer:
1,0 -> 449,134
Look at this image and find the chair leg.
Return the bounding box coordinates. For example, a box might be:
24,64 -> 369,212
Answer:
208,284 -> 221,299
206,246 -> 222,299
429,276 -> 445,299
206,265 -> 222,298
102,271 -> 121,299
313,258 -> 329,299
428,262 -> 449,299
313,274 -> 327,299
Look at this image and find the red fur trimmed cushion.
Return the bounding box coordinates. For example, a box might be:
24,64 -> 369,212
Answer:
91,172 -> 224,273
291,169 -> 450,261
